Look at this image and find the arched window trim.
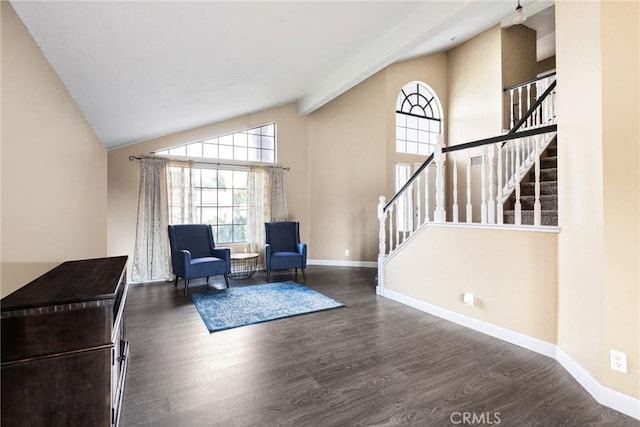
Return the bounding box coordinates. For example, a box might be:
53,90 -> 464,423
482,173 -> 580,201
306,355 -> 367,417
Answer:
395,81 -> 443,156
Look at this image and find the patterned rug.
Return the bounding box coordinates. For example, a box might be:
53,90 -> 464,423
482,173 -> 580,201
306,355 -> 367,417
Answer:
190,281 -> 344,332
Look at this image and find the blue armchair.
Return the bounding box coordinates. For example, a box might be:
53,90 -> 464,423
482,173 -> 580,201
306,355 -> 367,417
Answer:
264,221 -> 307,281
168,224 -> 231,295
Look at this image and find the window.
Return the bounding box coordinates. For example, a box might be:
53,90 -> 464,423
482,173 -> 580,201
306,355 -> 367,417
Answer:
167,166 -> 248,244
396,82 -> 442,155
156,123 -> 275,163
159,123 -> 277,244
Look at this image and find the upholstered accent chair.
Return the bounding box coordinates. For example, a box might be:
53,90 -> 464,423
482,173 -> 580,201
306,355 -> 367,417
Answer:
264,221 -> 307,281
168,224 -> 231,295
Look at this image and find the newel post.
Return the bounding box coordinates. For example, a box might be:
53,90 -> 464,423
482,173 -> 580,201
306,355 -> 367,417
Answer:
434,136 -> 446,223
377,196 -> 387,295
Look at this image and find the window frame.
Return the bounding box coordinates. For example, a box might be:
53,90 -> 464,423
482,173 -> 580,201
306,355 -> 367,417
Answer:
159,122 -> 278,244
395,82 -> 443,156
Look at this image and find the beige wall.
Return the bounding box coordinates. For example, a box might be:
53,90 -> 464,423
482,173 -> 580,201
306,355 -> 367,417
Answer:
385,225 -> 558,343
501,25 -> 537,89
600,0 -> 639,398
1,2 -> 107,297
448,25 -> 503,145
107,103 -> 308,274
447,25 -> 503,222
537,56 -> 556,75
501,25 -> 537,129
308,73 -> 387,262
556,0 -> 639,398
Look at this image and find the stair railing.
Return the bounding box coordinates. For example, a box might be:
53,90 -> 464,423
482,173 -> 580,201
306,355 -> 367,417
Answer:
378,77 -> 558,274
501,74 -> 557,203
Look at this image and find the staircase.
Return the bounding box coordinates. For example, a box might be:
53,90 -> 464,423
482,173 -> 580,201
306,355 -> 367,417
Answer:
504,137 -> 558,226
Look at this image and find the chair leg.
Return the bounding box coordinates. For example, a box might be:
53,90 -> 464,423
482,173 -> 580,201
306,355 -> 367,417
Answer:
205,276 -> 209,283
294,269 -> 298,280
184,279 -> 190,295
224,274 -> 229,288
174,276 -> 179,288
266,270 -> 270,282
301,268 -> 306,280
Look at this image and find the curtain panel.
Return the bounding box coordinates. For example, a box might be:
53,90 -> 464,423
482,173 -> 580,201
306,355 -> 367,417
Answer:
133,157 -> 288,282
247,166 -> 288,268
132,157 -> 171,282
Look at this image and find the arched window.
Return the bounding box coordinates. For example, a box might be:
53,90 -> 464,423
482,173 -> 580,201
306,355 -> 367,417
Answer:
395,82 -> 442,155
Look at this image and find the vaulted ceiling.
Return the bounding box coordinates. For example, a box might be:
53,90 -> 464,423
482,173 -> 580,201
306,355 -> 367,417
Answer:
11,1 -> 553,149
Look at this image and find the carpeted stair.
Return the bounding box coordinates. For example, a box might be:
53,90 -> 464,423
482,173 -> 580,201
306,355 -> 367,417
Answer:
504,137 -> 558,226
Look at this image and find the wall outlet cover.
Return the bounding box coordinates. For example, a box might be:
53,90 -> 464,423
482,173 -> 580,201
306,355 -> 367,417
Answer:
610,349 -> 627,374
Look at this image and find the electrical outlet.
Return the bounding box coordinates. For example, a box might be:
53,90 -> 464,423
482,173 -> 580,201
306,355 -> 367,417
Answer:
610,350 -> 627,373
345,249 -> 350,256
463,292 -> 474,306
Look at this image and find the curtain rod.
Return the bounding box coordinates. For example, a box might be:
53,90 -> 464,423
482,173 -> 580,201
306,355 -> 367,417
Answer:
128,155 -> 290,171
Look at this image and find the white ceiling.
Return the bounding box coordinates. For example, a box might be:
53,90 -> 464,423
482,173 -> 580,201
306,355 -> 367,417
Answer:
11,1 -> 554,149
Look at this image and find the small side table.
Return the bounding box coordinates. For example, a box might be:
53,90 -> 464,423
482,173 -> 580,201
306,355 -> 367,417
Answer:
229,253 -> 259,280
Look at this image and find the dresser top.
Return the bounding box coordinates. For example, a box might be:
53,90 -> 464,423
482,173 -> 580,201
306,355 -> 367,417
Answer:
1,256 -> 128,312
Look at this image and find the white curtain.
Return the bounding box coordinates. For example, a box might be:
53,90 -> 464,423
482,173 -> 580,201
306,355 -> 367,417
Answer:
132,157 -> 171,282
247,166 -> 288,267
166,160 -> 197,224
269,167 -> 288,221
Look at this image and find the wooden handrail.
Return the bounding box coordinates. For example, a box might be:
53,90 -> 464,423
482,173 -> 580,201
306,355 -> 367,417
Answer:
383,124 -> 557,212
503,72 -> 556,92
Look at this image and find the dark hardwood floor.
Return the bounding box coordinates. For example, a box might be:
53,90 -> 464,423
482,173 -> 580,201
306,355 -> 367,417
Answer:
121,266 -> 637,426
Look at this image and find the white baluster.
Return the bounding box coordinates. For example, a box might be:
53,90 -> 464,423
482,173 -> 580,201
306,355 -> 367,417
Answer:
510,89 -> 515,128
535,80 -> 541,127
406,182 -> 414,236
388,204 -> 394,253
518,86 -> 523,126
378,196 -> 387,256
480,149 -> 487,224
377,196 -> 387,295
424,165 -> 430,224
395,200 -> 401,247
526,83 -> 532,130
416,170 -> 422,226
434,137 -> 446,222
549,77 -> 555,124
534,136 -> 542,226
497,144 -> 504,225
511,140 -> 516,185
515,141 -> 522,225
452,152 -> 459,223
487,145 -> 497,224
466,151 -> 473,223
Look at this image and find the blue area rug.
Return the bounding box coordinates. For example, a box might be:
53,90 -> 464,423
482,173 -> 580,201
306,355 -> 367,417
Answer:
190,281 -> 344,333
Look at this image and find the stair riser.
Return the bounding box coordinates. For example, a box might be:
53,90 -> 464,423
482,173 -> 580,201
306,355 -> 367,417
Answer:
518,198 -> 558,210
541,157 -> 557,168
504,211 -> 558,226
539,169 -> 557,181
521,183 -> 557,196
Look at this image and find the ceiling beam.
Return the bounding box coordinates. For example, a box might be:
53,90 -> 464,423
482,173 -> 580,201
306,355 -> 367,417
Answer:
298,1 -> 473,115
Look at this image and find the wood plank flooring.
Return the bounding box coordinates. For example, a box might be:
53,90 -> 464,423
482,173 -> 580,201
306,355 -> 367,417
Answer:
120,266 -> 637,426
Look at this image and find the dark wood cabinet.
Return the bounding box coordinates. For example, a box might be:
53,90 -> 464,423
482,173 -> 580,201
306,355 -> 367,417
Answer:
1,256 -> 129,427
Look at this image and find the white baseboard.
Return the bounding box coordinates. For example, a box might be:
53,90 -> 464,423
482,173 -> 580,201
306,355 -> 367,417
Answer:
382,288 -> 556,358
381,288 -> 640,420
307,259 -> 377,268
556,347 -> 640,420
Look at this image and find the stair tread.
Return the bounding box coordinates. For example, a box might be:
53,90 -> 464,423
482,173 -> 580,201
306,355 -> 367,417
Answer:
503,209 -> 558,215
522,181 -> 557,186
519,194 -> 557,199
